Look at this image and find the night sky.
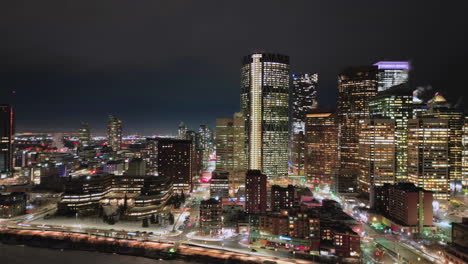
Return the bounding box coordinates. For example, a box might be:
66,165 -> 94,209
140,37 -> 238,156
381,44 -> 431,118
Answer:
1,1 -> 467,135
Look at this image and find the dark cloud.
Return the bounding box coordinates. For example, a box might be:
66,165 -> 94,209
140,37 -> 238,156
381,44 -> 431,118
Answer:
1,0 -> 467,134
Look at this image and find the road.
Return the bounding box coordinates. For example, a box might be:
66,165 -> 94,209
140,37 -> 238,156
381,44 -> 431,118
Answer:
312,186 -> 444,264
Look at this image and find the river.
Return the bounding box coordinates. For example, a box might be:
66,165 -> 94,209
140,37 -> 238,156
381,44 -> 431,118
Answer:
0,243 -> 192,264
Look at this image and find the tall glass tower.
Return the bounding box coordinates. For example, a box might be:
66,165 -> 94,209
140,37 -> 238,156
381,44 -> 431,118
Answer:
107,115 -> 122,151
369,84 -> 414,182
337,66 -> 378,172
0,105 -> 14,173
291,73 -> 318,133
373,61 -> 410,92
241,53 -> 290,179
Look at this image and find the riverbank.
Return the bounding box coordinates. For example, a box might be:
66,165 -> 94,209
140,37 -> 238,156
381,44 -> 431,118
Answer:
0,229 -> 308,264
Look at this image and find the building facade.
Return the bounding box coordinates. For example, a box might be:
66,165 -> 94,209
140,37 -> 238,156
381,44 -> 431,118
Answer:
423,94 -> 464,191
291,73 -> 319,133
369,84 -> 414,182
78,122 -> 91,147
107,115 -> 122,151
305,110 -> 338,184
373,61 -> 410,92
372,183 -> 433,231
271,184 -> 295,211
0,105 -> 14,174
358,119 -> 396,193
200,198 -> 223,236
155,138 -> 192,192
463,117 -> 468,191
215,112 -> 246,193
241,53 -> 290,179
407,118 -> 450,200
210,172 -> 229,199
245,170 -> 267,214
337,66 -> 378,192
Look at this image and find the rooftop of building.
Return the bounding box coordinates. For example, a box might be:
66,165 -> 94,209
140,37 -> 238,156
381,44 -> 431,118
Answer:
380,182 -> 431,193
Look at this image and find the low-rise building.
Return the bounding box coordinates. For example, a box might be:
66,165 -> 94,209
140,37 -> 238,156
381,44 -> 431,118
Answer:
443,218 -> 468,264
200,198 -> 222,236
271,184 -> 295,211
210,172 -> 229,199
58,174 -> 112,214
0,192 -> 27,218
372,182 -> 433,233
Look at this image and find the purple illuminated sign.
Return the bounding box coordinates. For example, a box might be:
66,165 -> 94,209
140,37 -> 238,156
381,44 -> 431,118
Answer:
373,61 -> 410,70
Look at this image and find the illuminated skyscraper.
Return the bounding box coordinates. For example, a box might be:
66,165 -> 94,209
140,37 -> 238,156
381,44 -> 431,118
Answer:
198,124 -> 214,167
423,94 -> 464,190
463,117 -> 468,190
107,115 -> 122,151
407,118 -> 450,200
241,53 -> 290,179
373,61 -> 410,92
369,84 -> 414,182
290,132 -> 305,176
215,112 -> 246,193
304,110 -> 338,184
291,73 -> 318,133
358,119 -> 396,193
289,73 -> 318,177
337,66 -> 378,189
0,105 -> 14,173
216,118 -> 235,172
178,122 -> 188,139
78,122 -> 91,147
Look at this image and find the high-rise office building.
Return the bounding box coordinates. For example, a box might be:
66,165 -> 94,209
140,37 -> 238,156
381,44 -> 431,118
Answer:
0,105 -> 14,173
215,112 -> 246,194
463,117 -> 468,191
78,122 -> 91,147
423,94 -> 464,190
289,73 -> 317,177
304,110 -> 338,184
216,118 -> 235,172
291,73 -> 318,133
337,66 -> 378,191
178,122 -> 188,139
369,84 -> 414,182
408,118 -> 450,200
245,170 -> 267,214
184,129 -> 203,183
358,119 -> 396,193
241,53 -> 290,179
199,124 -> 214,167
290,132 -> 306,176
107,115 -> 122,151
155,138 -> 192,192
373,61 -> 410,92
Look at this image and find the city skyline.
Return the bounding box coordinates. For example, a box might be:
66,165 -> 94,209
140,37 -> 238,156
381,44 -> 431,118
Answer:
1,3 -> 468,263
2,1 -> 468,134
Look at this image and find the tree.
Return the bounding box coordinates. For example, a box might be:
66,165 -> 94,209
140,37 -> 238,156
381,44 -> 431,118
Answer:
142,218 -> 149,227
